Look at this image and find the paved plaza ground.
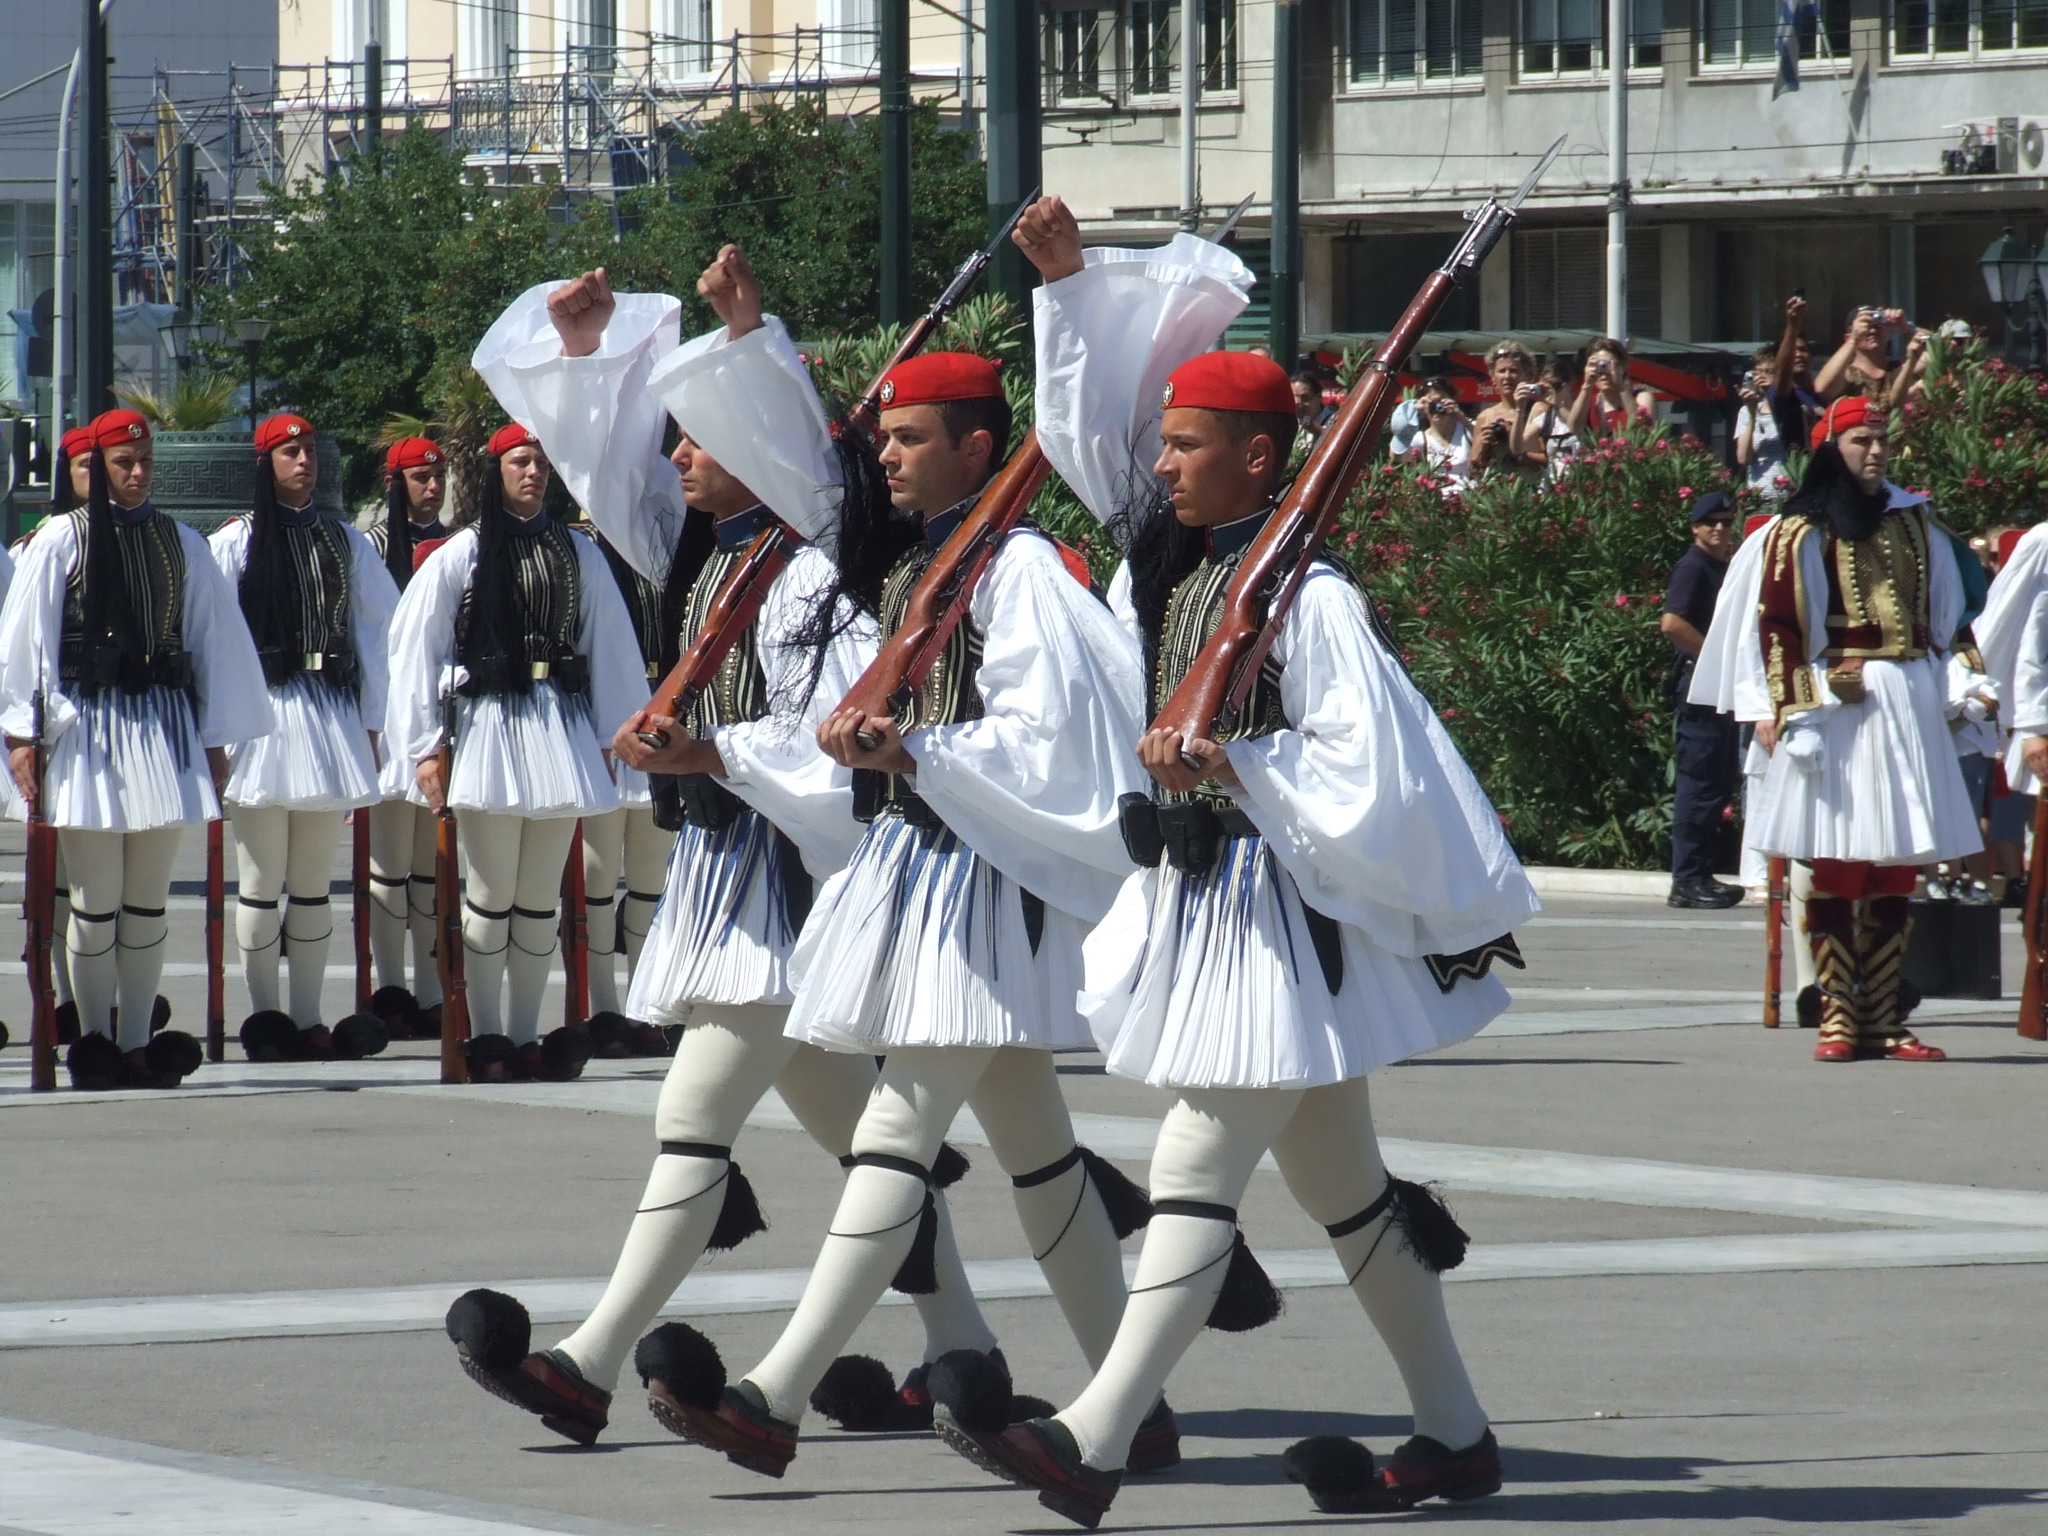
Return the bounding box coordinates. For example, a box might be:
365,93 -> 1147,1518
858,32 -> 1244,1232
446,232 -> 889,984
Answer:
4,826 -> 2047,1534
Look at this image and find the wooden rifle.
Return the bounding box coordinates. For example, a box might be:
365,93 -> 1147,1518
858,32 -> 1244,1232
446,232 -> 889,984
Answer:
560,819 -> 589,1028
206,818 -> 225,1062
2021,794 -> 2048,1041
1763,855 -> 1786,1027
635,191 -> 1038,749
1151,136 -> 1565,761
25,690 -> 57,1091
435,697 -> 470,1083
351,810 -> 372,1011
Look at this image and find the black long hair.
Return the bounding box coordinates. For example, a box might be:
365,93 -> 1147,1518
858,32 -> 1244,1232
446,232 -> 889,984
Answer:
1787,441 -> 1890,543
52,447 -> 82,514
382,471 -> 415,590
1110,484 -> 1203,690
654,501 -> 717,677
239,454 -> 307,663
459,448 -> 557,695
78,448 -> 148,666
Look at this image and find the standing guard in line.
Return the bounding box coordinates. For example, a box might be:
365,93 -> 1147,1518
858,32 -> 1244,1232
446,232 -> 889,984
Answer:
384,424 -> 646,1081
363,435 -> 453,1038
443,251 -> 1003,1447
928,199 -> 1538,1529
0,409 -> 272,1089
211,414 -> 400,1062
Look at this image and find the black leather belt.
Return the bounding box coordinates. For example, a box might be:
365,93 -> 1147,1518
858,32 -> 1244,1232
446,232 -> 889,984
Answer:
1118,793 -> 1256,877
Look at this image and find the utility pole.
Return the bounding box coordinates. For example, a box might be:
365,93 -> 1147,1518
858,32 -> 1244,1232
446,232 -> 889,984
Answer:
364,40 -> 384,168
78,0 -> 113,421
1268,0 -> 1300,366
983,0 -> 1041,308
1178,0 -> 1201,229
879,0 -> 911,324
1605,0 -> 1629,342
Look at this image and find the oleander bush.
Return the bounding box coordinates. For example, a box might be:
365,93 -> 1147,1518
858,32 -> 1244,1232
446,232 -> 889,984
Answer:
1892,335 -> 2048,535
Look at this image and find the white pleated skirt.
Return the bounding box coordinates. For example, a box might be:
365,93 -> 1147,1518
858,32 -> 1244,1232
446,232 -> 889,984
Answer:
41,685 -> 217,832
615,761 -> 653,809
404,683 -> 619,820
1751,656 -> 1983,864
223,674 -> 379,812
626,808 -> 800,1026
1082,837 -> 1507,1091
1738,735 -> 1771,889
785,812 -> 1092,1054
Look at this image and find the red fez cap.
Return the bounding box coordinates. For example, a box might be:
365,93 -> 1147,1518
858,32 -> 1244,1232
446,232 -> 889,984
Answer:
1998,527 -> 2027,568
877,352 -> 1003,410
1162,350 -> 1296,416
487,423 -> 542,457
60,426 -> 95,461
86,409 -> 151,449
255,413 -> 314,454
1744,512 -> 1774,538
386,436 -> 443,472
1810,394 -> 1878,450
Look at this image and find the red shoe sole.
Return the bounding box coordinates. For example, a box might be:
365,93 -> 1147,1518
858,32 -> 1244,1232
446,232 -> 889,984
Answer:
455,1347 -> 607,1445
648,1383 -> 795,1477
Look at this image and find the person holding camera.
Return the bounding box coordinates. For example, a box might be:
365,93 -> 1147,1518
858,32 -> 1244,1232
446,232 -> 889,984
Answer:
1661,492 -> 1744,909
1817,305 -> 1909,402
1564,338 -> 1658,443
1734,347 -> 1790,500
1400,377 -> 1473,488
1470,342 -> 1547,478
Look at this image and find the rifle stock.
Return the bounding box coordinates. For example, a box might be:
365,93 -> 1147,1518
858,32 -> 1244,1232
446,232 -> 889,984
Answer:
434,721 -> 470,1083
841,431 -> 1051,740
351,810 -> 372,1011
205,817 -> 225,1063
25,692 -> 56,1091
560,819 -> 588,1029
2021,794 -> 2048,1041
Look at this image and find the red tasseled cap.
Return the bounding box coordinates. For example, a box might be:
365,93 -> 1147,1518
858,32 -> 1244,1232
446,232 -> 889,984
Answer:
877,352 -> 1004,409
487,423 -> 542,457
1810,394 -> 1877,449
60,426 -> 95,461
1161,351 -> 1296,416
386,436 -> 444,472
86,409 -> 151,449
255,413 -> 315,453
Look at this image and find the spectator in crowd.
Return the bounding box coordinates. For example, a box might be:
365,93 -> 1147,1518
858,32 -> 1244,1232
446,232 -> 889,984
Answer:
1518,357 -> 1581,484
1565,337 -> 1658,443
1398,375 -> 1473,488
1661,490 -> 1744,908
1816,305 -> 1910,401
1769,294 -> 1824,453
1387,388 -> 1425,460
1734,345 -> 1791,500
1471,341 -> 1548,478
1292,369 -> 1335,441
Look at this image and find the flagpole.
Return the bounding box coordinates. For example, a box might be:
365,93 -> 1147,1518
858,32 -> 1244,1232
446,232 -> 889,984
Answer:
1605,0 -> 1628,341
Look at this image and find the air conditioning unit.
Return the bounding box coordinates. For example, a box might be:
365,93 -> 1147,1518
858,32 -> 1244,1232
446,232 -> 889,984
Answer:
1940,118 -> 2048,175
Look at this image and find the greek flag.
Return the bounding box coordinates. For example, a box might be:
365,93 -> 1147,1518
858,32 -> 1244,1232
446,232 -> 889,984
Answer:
1774,0 -> 1818,96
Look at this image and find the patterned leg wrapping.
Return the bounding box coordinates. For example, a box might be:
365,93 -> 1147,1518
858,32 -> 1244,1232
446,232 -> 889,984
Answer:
1805,895 -> 1858,1057
1856,895 -> 1915,1056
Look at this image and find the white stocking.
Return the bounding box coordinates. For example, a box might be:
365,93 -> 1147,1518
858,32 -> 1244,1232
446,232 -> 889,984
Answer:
581,808 -> 625,1016
367,800 -> 414,992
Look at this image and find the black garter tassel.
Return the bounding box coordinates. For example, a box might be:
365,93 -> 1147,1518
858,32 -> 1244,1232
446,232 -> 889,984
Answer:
1207,1231 -> 1284,1332
888,1189 -> 940,1295
1389,1177 -> 1469,1273
1078,1146 -> 1154,1239
932,1141 -> 971,1189
707,1161 -> 768,1253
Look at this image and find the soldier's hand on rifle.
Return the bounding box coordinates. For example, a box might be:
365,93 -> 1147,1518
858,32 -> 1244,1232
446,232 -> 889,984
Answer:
1138,727 -> 1240,795
7,742 -> 35,809
613,710 -> 724,775
1013,196 -> 1085,284
416,755 -> 447,813
2025,735 -> 2048,785
548,268 -> 616,359
697,245 -> 765,339
818,705 -> 915,774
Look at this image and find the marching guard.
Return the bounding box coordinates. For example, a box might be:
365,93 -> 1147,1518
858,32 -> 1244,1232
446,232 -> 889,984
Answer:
383,422 -> 646,1081
1,409 -> 272,1088
926,201 -> 1539,1526
211,414 -> 400,1061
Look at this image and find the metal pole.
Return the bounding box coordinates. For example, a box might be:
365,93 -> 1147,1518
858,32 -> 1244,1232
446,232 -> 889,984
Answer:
983,0 -> 1041,307
1268,0 -> 1300,366
79,0 -> 114,421
503,45 -> 513,184
365,39 -> 384,166
1179,0 -> 1200,230
880,0 -> 911,324
244,340 -> 259,434
960,0 -> 977,147
174,141 -> 196,347
1605,0 -> 1628,341
49,49 -> 80,472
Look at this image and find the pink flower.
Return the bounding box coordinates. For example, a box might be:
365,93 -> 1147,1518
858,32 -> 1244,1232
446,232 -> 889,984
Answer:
1614,594 -> 1630,607
1678,485 -> 1694,499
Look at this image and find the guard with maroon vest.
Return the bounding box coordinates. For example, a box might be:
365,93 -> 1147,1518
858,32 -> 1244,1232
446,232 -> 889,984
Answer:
364,435 -> 453,1039
927,198 -> 1537,1527
0,409 -> 273,1088
643,344 -> 1176,1481
1749,394 -> 1980,1061
210,414 -> 401,1063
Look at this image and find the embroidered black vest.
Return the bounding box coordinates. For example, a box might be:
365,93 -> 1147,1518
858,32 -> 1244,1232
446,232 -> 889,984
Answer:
367,517 -> 451,562
235,512 -> 360,696
58,507 -> 195,696
595,534 -> 669,686
663,508 -> 780,832
454,516 -> 587,697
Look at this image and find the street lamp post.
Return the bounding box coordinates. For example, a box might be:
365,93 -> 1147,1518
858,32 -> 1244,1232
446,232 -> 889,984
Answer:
234,315 -> 270,434
1979,226 -> 2048,370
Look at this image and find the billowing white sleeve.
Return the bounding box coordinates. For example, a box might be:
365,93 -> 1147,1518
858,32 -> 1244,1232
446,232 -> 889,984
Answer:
345,524 -> 402,734
207,517 -> 250,584
644,315 -> 842,546
573,533 -> 654,745
1687,517 -> 1772,721
384,532 -> 475,769
1105,560 -> 1141,651
712,543 -> 871,879
472,282 -> 687,585
2011,592 -> 2048,737
1927,510 -> 1965,653
178,524 -> 274,749
0,539 -> 15,611
904,533 -> 1149,922
1978,522 -> 2048,706
1032,233 -> 1254,526
0,520 -> 81,745
1225,565 -> 1542,958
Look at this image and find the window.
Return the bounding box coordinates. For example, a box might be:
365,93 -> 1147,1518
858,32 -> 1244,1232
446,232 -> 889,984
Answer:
656,0 -> 717,77
1045,5 -> 1111,99
1895,0 -> 2048,56
1349,0 -> 1484,82
1520,0 -> 1664,73
0,203 -> 56,407
1201,0 -> 1239,90
1705,0 -> 1849,63
459,1 -> 517,77
1130,1 -> 1175,94
1511,225 -> 1660,334
1121,2 -> 1235,99
822,0 -> 878,71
